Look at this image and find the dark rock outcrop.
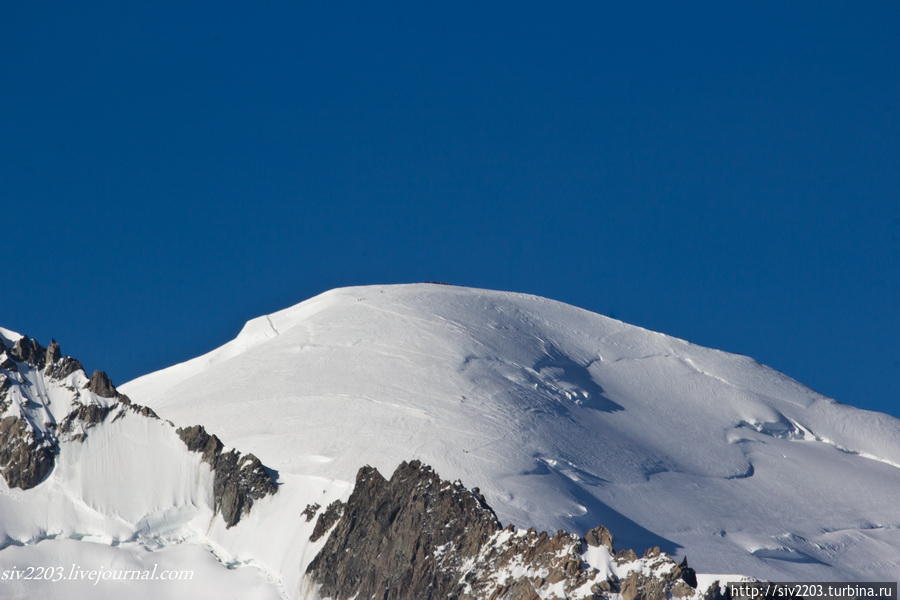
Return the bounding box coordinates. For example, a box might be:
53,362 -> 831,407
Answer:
301,502 -> 321,522
585,524 -> 615,552
9,336 -> 45,369
0,416 -> 57,489
38,339 -> 85,381
59,403 -> 115,441
0,374 -> 10,412
44,340 -> 61,365
310,500 -> 344,541
306,460 -> 502,600
306,461 -> 703,600
46,356 -> 84,380
86,370 -> 118,397
176,424 -> 278,527
177,424 -> 223,462
0,334 -> 162,488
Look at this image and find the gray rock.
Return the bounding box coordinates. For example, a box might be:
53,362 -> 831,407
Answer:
305,460 -> 701,600
42,341 -> 84,381
86,370 -> 117,397
59,403 -> 115,439
616,548 -> 639,562
45,340 -> 61,366
9,337 -> 45,369
0,416 -> 57,489
584,524 -> 615,552
310,500 -> 343,541
306,460 -> 501,600
176,424 -> 278,527
301,502 -> 321,522
177,424 -> 224,463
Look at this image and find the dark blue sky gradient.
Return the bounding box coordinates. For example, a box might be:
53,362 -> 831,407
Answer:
2,2 -> 898,416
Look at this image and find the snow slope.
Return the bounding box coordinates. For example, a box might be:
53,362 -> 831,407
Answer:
0,330 -> 344,599
119,283 -> 900,583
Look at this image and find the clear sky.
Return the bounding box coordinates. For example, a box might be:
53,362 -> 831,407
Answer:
3,3 -> 898,417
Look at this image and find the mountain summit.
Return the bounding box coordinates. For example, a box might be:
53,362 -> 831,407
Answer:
2,283 -> 899,598
123,284 -> 900,581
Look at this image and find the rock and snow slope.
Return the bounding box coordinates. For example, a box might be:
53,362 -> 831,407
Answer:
121,284 -> 900,582
0,329 -> 290,599
2,283 -> 899,598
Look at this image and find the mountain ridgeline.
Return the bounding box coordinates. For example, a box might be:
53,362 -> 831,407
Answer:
0,332 -> 277,527
0,328 -> 724,600
5,283 -> 900,598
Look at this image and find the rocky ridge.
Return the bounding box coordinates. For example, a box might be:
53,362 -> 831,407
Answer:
176,424 -> 279,527
0,332 -> 277,526
305,460 -> 710,600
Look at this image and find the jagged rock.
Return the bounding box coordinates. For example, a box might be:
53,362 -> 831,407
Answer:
0,334 -> 164,492
86,370 -> 117,397
671,557 -> 698,588
0,373 -> 10,408
584,524 -> 615,551
129,403 -> 158,418
305,460 -> 708,600
310,500 -> 344,541
301,502 -> 321,522
616,548 -> 639,562
176,424 -> 278,527
177,424 -> 224,463
46,356 -> 84,380
620,569 -> 671,600
0,416 -> 57,489
114,394 -> 159,418
9,337 -> 45,369
45,340 -> 61,366
672,581 -> 697,597
59,403 -> 115,439
306,460 -> 502,600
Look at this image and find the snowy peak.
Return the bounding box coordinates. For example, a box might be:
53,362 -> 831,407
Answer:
122,284 -> 900,581
4,283 -> 900,598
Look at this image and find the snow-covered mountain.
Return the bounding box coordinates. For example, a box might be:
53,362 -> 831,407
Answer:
2,283 -> 899,598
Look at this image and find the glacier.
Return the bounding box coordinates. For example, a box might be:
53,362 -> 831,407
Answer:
1,283 -> 899,598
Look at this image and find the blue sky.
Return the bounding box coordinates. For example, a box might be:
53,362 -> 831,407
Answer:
2,2 -> 898,417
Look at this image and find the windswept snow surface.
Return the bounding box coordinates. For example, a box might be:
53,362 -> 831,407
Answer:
121,284 -> 900,582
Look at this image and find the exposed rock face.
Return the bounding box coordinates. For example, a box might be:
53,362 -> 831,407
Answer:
0,335 -> 162,487
305,461 -> 703,600
9,336 -> 45,369
0,331 -> 276,532
301,502 -> 321,522
86,370 -> 118,397
306,460 -> 502,600
39,338 -> 84,380
46,356 -> 84,380
0,374 -> 10,412
176,424 -> 278,527
309,500 -> 344,542
59,403 -> 115,441
45,340 -> 61,365
0,415 -> 57,489
585,524 -> 615,552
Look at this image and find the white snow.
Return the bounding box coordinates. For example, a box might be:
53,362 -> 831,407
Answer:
3,283 -> 900,598
122,284 -> 900,583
